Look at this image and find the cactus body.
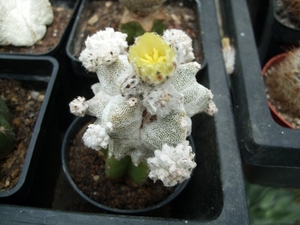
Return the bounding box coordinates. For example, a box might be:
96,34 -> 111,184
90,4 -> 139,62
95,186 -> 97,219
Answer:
0,114 -> 15,159
71,29 -> 217,186
0,96 -> 12,124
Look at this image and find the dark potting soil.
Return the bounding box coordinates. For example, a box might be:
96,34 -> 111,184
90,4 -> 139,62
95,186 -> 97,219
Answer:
66,121 -> 176,210
0,79 -> 44,191
0,6 -> 72,54
71,0 -> 203,64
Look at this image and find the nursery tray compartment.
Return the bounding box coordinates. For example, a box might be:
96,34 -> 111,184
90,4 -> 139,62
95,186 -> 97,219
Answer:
66,0 -> 205,77
0,0 -> 80,56
0,0 -> 249,224
220,0 -> 300,187
0,55 -> 60,202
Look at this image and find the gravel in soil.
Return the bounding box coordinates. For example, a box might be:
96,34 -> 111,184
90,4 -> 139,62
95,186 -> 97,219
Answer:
0,79 -> 44,191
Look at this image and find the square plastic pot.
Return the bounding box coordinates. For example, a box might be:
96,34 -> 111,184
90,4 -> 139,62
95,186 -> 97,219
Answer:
0,55 -> 60,203
0,0 -> 81,56
0,0 -> 249,224
219,0 -> 300,188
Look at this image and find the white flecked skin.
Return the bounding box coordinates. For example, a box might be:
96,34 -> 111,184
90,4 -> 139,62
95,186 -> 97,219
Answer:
0,0 -> 53,46
70,28 -> 217,186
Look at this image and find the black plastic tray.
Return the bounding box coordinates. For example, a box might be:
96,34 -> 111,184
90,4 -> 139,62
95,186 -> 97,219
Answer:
0,55 -> 60,202
0,0 -> 249,224
0,0 -> 80,56
220,0 -> 300,188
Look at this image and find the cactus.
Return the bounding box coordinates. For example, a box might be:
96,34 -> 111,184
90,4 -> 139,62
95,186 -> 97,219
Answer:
0,97 -> 15,159
119,0 -> 167,44
281,0 -> 300,20
70,28 -> 217,187
264,48 -> 300,118
0,0 -> 53,46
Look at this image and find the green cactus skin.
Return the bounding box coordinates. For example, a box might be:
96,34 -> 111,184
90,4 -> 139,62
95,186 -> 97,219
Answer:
118,0 -> 166,44
105,156 -> 131,180
264,49 -> 300,118
0,96 -> 12,124
127,160 -> 149,185
0,114 -> 15,159
105,154 -> 149,185
119,20 -> 165,44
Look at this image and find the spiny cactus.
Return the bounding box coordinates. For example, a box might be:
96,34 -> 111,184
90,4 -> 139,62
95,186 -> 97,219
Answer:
264,48 -> 300,118
70,28 -> 217,187
0,97 -> 15,159
281,0 -> 300,20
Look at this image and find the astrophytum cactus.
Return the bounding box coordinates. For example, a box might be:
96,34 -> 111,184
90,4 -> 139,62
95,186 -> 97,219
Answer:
70,28 -> 217,187
0,0 -> 53,46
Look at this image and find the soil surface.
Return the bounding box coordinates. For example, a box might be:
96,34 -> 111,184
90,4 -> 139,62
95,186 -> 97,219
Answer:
0,6 -> 72,54
71,0 -> 203,63
65,120 -> 176,210
0,79 -> 44,191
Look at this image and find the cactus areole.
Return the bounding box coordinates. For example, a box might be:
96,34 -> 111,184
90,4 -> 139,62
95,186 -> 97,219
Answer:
70,28 -> 217,187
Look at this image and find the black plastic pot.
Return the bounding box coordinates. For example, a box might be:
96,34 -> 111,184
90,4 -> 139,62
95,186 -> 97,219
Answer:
220,0 -> 300,188
62,116 -> 193,214
66,0 -> 206,77
0,55 -> 60,203
0,0 -> 249,224
272,0 -> 300,45
0,0 -> 80,56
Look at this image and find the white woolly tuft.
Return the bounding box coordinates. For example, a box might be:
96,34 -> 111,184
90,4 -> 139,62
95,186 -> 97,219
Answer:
222,37 -> 235,75
163,29 -> 195,64
147,140 -> 196,187
79,28 -> 128,72
82,124 -> 110,150
142,83 -> 184,117
69,97 -> 88,117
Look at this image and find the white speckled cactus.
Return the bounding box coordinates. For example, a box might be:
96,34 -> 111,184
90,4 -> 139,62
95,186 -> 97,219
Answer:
70,28 -> 217,187
0,0 -> 53,46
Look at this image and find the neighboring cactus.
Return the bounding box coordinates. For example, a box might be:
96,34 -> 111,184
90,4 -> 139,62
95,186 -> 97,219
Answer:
281,0 -> 300,20
264,48 -> 300,118
0,0 -> 53,46
70,28 -> 217,187
119,0 -> 167,43
0,97 -> 15,159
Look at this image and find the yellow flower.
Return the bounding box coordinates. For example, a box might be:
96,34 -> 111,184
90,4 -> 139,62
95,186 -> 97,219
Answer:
129,32 -> 176,84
